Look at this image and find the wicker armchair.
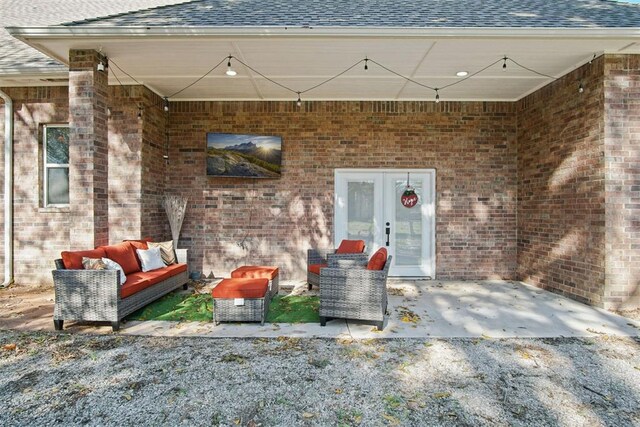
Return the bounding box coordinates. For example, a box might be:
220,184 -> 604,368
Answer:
307,239 -> 368,290
319,255 -> 391,331
307,249 -> 368,290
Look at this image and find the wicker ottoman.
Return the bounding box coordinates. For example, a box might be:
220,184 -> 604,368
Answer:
231,265 -> 280,298
212,278 -> 270,325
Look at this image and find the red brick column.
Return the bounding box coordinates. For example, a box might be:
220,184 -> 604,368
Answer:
604,54 -> 640,310
68,49 -> 109,248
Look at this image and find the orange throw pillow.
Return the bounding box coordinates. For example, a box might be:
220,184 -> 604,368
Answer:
336,239 -> 365,254
101,242 -> 140,275
61,248 -> 107,270
366,248 -> 388,270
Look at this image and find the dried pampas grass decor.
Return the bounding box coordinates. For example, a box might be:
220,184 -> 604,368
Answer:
162,194 -> 188,246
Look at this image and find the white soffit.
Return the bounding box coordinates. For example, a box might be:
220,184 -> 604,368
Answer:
5,27 -> 640,101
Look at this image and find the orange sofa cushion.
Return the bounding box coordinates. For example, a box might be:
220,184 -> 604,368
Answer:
336,239 -> 365,254
231,266 -> 279,280
212,278 -> 269,299
101,242 -> 140,275
367,248 -> 388,271
61,248 -> 107,270
124,239 -> 153,270
120,263 -> 187,299
308,263 -> 327,275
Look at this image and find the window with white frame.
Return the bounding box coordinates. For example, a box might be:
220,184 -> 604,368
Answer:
43,124 -> 70,206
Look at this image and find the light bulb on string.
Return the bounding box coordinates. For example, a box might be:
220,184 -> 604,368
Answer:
502,56 -> 507,71
435,89 -> 440,103
296,93 -> 302,107
578,82 -> 584,93
163,97 -> 169,112
226,56 -> 237,76
364,57 -> 368,71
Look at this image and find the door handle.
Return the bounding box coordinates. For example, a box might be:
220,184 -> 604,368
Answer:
385,222 -> 390,247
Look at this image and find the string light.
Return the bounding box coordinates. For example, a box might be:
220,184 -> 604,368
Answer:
226,56 -> 237,76
110,52 -> 593,109
137,104 -> 143,119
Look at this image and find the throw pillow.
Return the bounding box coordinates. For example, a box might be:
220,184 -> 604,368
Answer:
136,247 -> 166,272
82,257 -> 106,270
148,241 -> 177,265
366,248 -> 388,270
336,239 -> 366,254
102,258 -> 127,285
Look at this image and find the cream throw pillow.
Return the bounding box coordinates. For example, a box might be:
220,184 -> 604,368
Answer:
148,241 -> 177,265
102,258 -> 127,285
136,247 -> 166,272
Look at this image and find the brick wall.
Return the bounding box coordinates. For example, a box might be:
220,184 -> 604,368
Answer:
167,101 -> 517,281
141,88 -> 170,241
0,86 -> 71,284
603,55 -> 640,309
517,58 -> 606,306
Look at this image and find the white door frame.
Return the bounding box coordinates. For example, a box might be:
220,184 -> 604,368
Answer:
334,168 -> 436,278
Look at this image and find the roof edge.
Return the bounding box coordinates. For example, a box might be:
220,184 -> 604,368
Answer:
7,25 -> 640,40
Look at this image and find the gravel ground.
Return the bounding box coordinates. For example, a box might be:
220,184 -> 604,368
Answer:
1,331 -> 639,426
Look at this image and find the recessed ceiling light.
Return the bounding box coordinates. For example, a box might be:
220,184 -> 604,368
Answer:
456,71 -> 468,77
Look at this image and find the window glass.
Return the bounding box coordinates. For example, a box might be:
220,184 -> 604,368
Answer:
46,126 -> 69,164
46,168 -> 70,205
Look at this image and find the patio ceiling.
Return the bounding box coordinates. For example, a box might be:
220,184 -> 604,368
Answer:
5,27 -> 640,101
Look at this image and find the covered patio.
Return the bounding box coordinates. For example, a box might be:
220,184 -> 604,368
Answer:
1,0 -> 639,328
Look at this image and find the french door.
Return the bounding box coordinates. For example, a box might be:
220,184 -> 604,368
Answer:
334,169 -> 436,277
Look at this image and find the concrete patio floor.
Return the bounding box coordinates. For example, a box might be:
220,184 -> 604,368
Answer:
1,279 -> 638,339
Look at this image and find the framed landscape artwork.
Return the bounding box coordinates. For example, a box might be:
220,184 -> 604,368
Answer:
206,133 -> 282,178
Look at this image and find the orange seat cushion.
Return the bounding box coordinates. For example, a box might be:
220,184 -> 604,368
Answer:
231,266 -> 279,280
212,278 -> 269,299
61,248 -> 107,270
120,263 -> 187,298
367,248 -> 388,271
336,239 -> 365,254
308,263 -> 327,275
101,242 -> 140,275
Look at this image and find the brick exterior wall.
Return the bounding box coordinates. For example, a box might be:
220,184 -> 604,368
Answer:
68,49 -> 109,248
517,58 -> 606,306
141,89 -> 170,241
0,86 -> 71,284
603,55 -> 640,309
167,101 -> 517,281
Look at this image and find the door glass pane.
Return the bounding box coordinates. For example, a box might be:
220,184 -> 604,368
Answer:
395,179 -> 422,266
347,181 -> 375,250
47,168 -> 69,205
46,127 -> 69,164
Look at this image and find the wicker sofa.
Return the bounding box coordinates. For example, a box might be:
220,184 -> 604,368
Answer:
52,241 -> 189,332
319,251 -> 391,331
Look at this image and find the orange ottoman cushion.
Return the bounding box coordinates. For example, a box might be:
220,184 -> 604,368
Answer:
308,263 -> 327,275
212,278 -> 269,299
231,266 -> 279,280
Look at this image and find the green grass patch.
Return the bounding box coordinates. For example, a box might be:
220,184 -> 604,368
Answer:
126,292 -> 320,324
126,292 -> 213,322
266,295 -> 320,323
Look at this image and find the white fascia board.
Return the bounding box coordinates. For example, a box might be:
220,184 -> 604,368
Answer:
7,25 -> 640,40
